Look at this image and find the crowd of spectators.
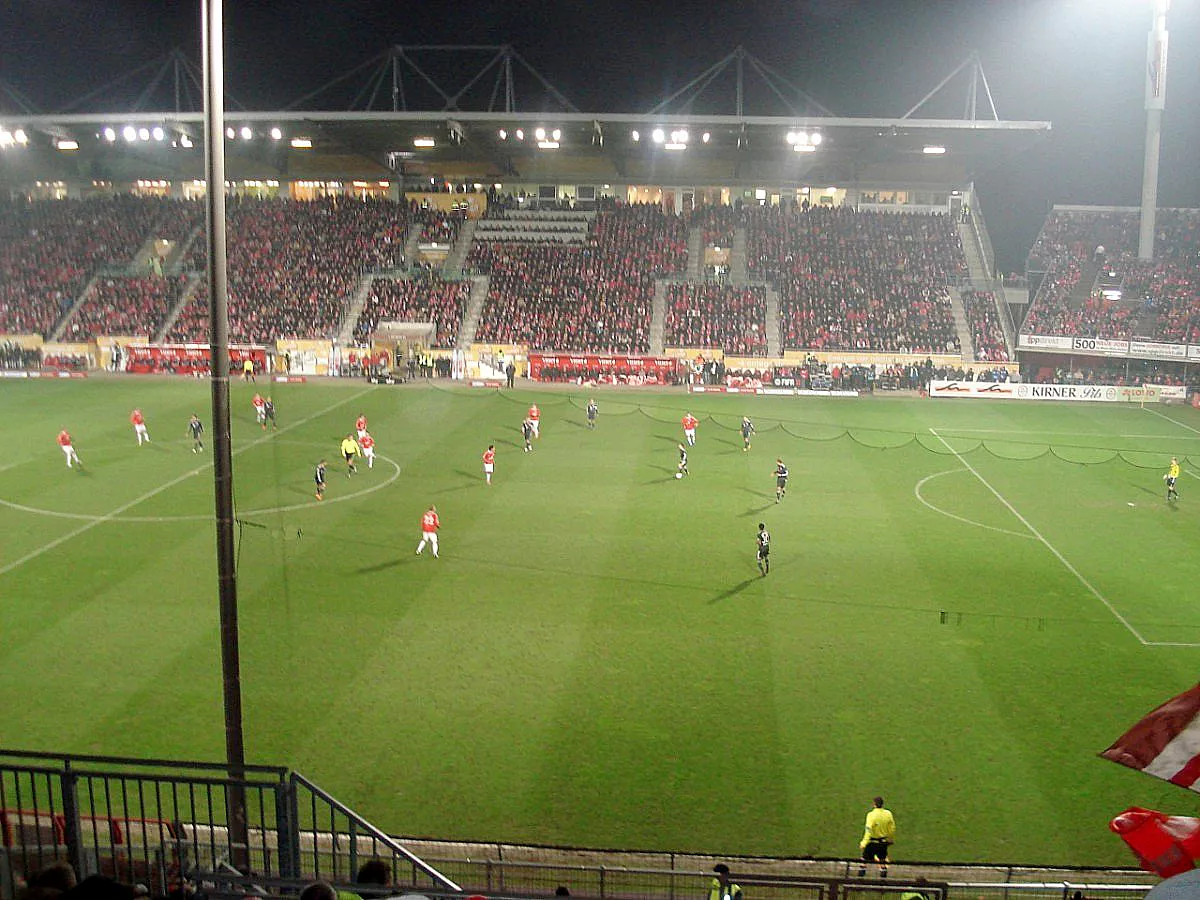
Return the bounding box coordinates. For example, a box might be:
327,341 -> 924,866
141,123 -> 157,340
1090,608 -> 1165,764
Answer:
0,340 -> 41,369
353,276 -> 469,346
959,289 -> 1010,361
415,209 -> 465,244
664,283 -> 767,355
469,204 -> 687,352
65,275 -> 189,339
171,196 -> 409,342
745,205 -> 965,354
687,204 -> 739,248
0,195 -> 169,335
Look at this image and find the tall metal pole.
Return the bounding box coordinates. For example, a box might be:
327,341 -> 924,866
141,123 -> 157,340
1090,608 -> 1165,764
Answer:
1138,0 -> 1169,260
202,0 -> 250,870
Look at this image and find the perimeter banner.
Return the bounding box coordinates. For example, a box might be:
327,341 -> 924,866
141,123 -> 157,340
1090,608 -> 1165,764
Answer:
930,381 -> 1186,403
528,353 -> 681,383
124,344 -> 270,375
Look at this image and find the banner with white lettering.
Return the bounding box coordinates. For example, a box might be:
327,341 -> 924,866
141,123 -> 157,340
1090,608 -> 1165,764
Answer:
528,353 -> 681,383
930,381 -> 1184,403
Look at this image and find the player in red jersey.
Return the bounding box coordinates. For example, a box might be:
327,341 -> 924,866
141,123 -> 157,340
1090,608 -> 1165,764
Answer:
355,414 -> 368,440
482,444 -> 496,484
528,404 -> 540,440
130,408 -> 151,446
252,393 -> 266,427
57,430 -> 81,468
681,412 -> 698,446
359,432 -> 376,469
415,504 -> 440,558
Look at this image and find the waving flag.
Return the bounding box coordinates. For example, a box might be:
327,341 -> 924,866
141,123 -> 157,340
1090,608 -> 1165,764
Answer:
1102,684 -> 1200,789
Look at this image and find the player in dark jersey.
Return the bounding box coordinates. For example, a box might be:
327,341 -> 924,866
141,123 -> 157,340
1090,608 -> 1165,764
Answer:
522,417 -> 534,453
756,523 -> 771,576
677,443 -> 689,477
188,414 -> 204,453
587,398 -> 598,430
741,416 -> 755,451
314,460 -> 327,501
773,458 -> 789,503
263,396 -> 278,430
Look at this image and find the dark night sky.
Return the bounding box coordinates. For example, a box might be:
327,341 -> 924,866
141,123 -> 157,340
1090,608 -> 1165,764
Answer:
2,0 -> 1198,270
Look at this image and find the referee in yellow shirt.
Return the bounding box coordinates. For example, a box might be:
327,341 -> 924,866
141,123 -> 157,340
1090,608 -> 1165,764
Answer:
857,795 -> 896,878
340,434 -> 361,476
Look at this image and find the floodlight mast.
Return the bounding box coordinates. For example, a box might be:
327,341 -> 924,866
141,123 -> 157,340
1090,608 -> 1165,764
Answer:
1138,0 -> 1169,260
202,0 -> 250,870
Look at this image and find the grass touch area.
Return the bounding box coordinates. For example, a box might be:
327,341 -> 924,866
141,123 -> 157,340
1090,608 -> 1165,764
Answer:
3,377 -> 1200,867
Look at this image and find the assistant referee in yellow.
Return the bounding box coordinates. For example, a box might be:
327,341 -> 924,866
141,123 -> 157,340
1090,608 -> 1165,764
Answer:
857,795 -> 896,878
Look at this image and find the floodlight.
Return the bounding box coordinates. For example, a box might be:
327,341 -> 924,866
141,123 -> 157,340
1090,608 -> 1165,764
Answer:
794,144 -> 816,153
786,132 -> 797,145
674,129 -> 688,143
138,127 -> 150,141
552,128 -> 561,141
180,133 -> 194,148
498,129 -> 507,140
123,125 -> 138,142
0,130 -> 12,148
103,127 -> 117,142
14,129 -> 28,145
515,129 -> 524,140
269,127 -> 282,140
290,137 -> 312,149
665,143 -> 686,151
651,128 -> 665,143
631,130 -> 640,142
810,132 -> 823,146
225,127 -> 235,140
537,140 -> 560,150
240,126 -> 252,140
56,139 -> 79,151
535,127 -> 546,141
923,145 -> 946,155
413,137 -> 436,148
702,132 -> 710,143
152,126 -> 165,142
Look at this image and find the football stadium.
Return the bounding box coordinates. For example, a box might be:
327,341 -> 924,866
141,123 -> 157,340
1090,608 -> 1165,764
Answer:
3,3 -> 1200,899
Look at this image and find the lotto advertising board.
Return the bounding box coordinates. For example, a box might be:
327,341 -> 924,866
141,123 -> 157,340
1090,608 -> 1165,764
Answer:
930,381 -> 1186,403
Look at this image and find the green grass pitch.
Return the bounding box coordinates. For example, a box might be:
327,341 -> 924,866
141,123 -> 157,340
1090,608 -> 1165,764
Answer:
3,378 -> 1200,867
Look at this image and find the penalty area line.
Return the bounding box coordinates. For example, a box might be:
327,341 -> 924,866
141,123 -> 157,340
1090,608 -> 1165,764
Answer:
929,427 -> 1150,646
0,387 -> 374,579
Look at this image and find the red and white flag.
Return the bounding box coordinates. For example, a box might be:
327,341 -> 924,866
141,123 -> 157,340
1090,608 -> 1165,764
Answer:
1102,684 -> 1200,789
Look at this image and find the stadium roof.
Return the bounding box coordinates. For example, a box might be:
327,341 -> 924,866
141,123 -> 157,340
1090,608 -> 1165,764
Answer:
0,47 -> 1050,189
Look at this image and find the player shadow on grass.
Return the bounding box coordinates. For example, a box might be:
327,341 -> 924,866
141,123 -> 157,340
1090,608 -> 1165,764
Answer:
494,437 -> 521,448
561,418 -> 586,429
354,557 -> 407,574
738,485 -> 773,499
738,504 -> 775,517
653,434 -> 682,444
708,577 -> 759,604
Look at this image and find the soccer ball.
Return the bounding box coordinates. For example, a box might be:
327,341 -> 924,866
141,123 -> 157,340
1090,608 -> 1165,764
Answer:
1164,474 -> 1170,482
675,472 -> 683,479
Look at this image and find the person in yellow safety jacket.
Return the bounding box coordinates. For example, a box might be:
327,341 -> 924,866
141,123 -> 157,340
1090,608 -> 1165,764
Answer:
709,864 -> 742,900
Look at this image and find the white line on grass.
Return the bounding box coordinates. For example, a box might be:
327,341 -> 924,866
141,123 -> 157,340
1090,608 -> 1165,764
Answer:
929,427 -> 1200,439
0,387 -> 373,578
1144,406 -> 1200,439
914,470 -> 1036,539
929,427 -> 1150,645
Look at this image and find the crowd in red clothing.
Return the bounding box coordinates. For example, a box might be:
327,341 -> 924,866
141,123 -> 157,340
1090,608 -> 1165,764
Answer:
417,210 -> 465,244
469,204 -> 687,352
65,275 -> 189,339
0,196 -> 171,335
959,290 -> 1010,361
687,204 -> 739,247
664,283 -> 768,355
353,277 -> 469,346
171,197 -> 408,342
746,205 -> 965,353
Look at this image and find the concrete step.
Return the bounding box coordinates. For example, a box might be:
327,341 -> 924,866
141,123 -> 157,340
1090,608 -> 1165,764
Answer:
336,273 -> 380,346
441,218 -> 478,278
456,274 -> 490,349
153,273 -> 203,343
650,279 -> 668,355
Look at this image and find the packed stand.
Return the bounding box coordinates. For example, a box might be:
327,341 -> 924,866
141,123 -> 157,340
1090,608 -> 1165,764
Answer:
415,209 -> 465,244
663,283 -> 768,355
0,340 -> 41,369
469,204 -> 687,352
172,197 -> 408,342
746,205 -> 966,354
353,276 -> 469,346
0,196 -> 169,336
688,204 -> 739,247
64,275 -> 189,339
959,290 -> 1010,361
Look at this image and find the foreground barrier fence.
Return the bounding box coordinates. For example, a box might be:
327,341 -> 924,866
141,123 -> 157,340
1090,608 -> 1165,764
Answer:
0,751 -> 1157,900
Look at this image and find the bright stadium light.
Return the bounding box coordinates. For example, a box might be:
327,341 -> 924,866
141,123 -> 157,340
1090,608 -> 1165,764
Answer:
535,127 -> 546,141
537,140 -> 560,150
498,129 -> 507,140
552,128 -> 561,141
152,126 -> 165,141
0,130 -> 13,148
290,136 -> 312,149
810,132 -> 823,146
225,126 -> 236,140
56,139 -> 79,151
180,133 -> 194,148
651,128 -> 665,143
240,126 -> 252,140
515,128 -> 524,140
794,144 -> 816,153
103,127 -> 117,142
413,137 -> 436,148
269,127 -> 282,140
923,145 -> 946,155
702,132 -> 710,143
631,130 -> 640,142
665,142 -> 686,151
14,129 -> 28,145
138,127 -> 150,141
123,125 -> 138,142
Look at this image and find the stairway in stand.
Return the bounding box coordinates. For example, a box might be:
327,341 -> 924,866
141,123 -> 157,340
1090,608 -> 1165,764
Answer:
153,273 -> 203,342
1067,258 -> 1102,309
441,219 -> 478,278
336,273 -> 381,346
729,227 -> 749,285
685,226 -> 702,280
650,280 -> 669,354
764,285 -> 782,357
948,287 -> 976,363
456,275 -> 490,349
